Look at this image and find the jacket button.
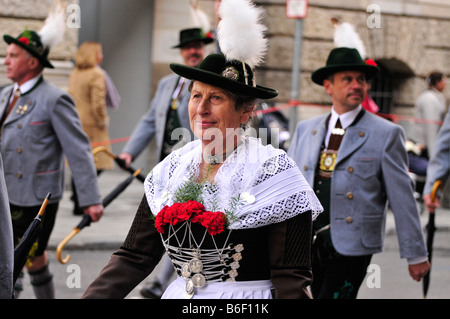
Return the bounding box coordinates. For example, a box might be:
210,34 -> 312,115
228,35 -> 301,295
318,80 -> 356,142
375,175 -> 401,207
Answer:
17,147 -> 22,154
346,192 -> 353,199
347,166 -> 354,173
359,131 -> 365,137
16,172 -> 23,179
303,165 -> 308,171
346,216 -> 353,223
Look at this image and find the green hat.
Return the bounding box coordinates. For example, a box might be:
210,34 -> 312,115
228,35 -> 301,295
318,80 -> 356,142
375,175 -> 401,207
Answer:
170,53 -> 278,99
311,47 -> 379,85
172,28 -> 214,48
4,29 -> 54,68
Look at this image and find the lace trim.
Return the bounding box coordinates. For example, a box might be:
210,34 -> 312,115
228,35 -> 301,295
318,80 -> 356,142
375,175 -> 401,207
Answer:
144,137 -> 323,230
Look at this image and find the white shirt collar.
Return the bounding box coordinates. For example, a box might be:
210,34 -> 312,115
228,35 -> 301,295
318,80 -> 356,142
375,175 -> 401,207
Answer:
329,104 -> 362,130
13,73 -> 42,96
324,105 -> 362,148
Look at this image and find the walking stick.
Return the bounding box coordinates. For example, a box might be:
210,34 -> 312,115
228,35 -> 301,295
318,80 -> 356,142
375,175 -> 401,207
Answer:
13,193 -> 51,284
56,169 -> 142,264
92,146 -> 146,183
423,179 -> 442,298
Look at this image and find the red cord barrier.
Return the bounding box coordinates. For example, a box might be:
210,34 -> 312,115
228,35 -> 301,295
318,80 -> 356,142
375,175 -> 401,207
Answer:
91,100 -> 443,148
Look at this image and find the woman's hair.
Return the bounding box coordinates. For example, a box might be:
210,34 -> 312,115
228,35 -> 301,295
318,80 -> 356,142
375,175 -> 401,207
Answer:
426,71 -> 444,88
74,42 -> 102,69
188,80 -> 259,117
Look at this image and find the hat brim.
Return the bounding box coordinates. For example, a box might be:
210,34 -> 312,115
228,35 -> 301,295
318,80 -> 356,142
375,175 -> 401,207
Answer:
170,63 -> 278,99
4,34 -> 54,68
172,37 -> 214,49
311,64 -> 379,85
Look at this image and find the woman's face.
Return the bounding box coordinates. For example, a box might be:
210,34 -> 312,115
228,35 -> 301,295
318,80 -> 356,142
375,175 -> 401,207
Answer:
189,81 -> 253,151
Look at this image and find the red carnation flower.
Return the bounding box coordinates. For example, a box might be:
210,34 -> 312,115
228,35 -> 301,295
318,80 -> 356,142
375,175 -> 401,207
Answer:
155,200 -> 226,235
199,211 -> 227,236
155,205 -> 170,233
18,37 -> 30,46
365,59 -> 377,66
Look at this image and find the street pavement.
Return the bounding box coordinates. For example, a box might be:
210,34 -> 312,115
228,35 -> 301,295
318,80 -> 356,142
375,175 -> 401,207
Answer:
18,168 -> 450,299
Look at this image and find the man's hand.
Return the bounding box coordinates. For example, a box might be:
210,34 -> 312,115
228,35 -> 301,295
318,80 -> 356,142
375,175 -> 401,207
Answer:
423,193 -> 440,213
408,261 -> 430,281
119,152 -> 133,168
84,204 -> 104,222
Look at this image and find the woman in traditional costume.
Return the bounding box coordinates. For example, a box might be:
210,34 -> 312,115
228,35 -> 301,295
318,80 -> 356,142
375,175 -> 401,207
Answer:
82,0 -> 322,299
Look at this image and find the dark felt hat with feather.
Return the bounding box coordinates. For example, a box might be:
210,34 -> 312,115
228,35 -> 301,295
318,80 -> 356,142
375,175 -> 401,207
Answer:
170,0 -> 278,99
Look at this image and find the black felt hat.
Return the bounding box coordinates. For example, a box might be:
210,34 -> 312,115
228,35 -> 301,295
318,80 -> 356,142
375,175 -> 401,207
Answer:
170,53 -> 278,99
4,29 -> 54,68
311,47 -> 379,85
172,28 -> 214,48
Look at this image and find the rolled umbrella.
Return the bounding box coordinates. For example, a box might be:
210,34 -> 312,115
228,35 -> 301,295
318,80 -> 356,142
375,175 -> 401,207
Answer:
56,168 -> 142,264
92,146 -> 146,183
423,179 -> 442,299
13,193 -> 52,284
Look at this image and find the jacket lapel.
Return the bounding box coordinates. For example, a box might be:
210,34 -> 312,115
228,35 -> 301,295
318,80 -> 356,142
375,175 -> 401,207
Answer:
0,87 -> 12,118
336,113 -> 369,165
309,115 -> 328,168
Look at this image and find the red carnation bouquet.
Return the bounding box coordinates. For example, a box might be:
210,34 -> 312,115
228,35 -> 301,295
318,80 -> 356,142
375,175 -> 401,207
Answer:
155,200 -> 227,236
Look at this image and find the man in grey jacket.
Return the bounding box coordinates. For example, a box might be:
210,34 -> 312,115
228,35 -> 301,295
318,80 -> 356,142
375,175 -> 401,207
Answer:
423,110 -> 450,213
288,47 -> 430,299
1,29 -> 103,298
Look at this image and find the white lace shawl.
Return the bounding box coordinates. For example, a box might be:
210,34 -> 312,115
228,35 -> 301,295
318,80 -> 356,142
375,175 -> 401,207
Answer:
144,136 -> 323,230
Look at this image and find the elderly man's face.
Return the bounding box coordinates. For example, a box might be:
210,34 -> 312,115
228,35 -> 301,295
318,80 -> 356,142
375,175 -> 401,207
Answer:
180,41 -> 206,67
323,70 -> 368,112
4,43 -> 36,85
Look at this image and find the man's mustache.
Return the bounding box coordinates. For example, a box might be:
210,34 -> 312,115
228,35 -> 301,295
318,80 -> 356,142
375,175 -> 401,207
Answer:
188,53 -> 201,59
347,90 -> 363,98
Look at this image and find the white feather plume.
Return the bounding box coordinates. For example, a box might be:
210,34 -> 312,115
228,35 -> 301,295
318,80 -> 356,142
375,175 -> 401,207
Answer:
332,18 -> 366,59
190,0 -> 211,33
38,1 -> 66,49
217,0 -> 267,68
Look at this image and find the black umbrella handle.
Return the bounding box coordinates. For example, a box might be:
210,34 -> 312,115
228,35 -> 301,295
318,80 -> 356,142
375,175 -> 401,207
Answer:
114,157 -> 146,183
76,214 -> 92,229
92,146 -> 146,183
13,193 -> 52,283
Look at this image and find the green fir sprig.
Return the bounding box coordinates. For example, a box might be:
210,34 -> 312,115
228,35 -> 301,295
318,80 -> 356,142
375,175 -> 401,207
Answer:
151,165 -> 244,227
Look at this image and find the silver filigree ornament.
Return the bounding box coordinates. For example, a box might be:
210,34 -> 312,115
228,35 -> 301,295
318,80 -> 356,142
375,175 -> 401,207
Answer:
222,66 -> 239,81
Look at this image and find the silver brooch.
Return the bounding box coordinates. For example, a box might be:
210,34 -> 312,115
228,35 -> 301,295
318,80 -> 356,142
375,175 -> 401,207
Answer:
222,66 -> 239,81
16,105 -> 28,115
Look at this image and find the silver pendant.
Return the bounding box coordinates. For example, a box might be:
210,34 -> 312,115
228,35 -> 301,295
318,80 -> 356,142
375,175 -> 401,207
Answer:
192,273 -> 206,288
189,258 -> 203,273
184,279 -> 194,299
234,244 -> 244,253
228,269 -> 238,278
232,252 -> 242,261
181,263 -> 191,278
